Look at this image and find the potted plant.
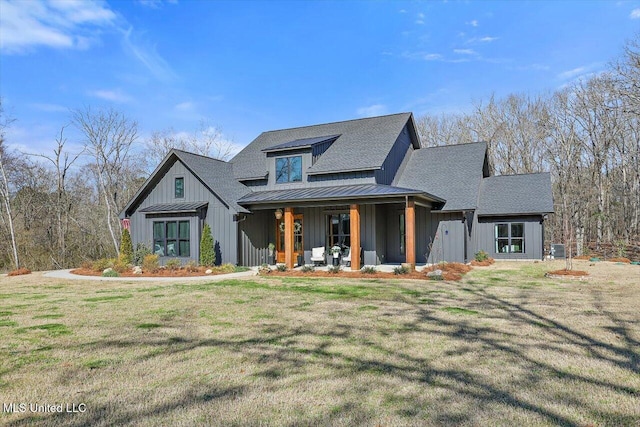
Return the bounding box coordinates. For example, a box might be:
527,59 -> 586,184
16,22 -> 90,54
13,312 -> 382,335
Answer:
267,243 -> 275,265
330,245 -> 342,266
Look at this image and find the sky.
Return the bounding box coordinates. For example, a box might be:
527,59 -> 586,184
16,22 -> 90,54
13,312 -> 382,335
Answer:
1,0 -> 639,157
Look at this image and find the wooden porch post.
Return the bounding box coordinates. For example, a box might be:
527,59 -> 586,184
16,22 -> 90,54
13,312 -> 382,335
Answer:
284,207 -> 294,269
406,198 -> 416,269
350,204 -> 361,270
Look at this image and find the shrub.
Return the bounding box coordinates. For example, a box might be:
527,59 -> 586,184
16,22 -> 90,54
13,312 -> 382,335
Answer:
119,228 -> 133,265
219,263 -> 236,273
142,254 -> 159,273
475,250 -> 490,262
276,264 -> 288,272
102,269 -> 119,278
258,264 -> 271,275
133,243 -> 152,267
165,258 -> 182,271
185,260 -> 199,273
301,264 -> 315,273
328,265 -> 342,274
92,258 -> 114,272
80,260 -> 93,270
200,224 -> 216,267
8,267 -> 31,276
112,259 -> 128,274
361,265 -> 377,274
393,265 -> 410,275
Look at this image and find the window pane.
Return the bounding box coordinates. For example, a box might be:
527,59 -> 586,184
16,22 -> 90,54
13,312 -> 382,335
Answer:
154,240 -> 164,256
175,177 -> 184,198
331,215 -> 339,236
496,224 -> 509,238
511,239 -> 524,253
289,156 -> 302,182
276,158 -> 288,183
179,241 -> 190,257
179,221 -> 190,239
496,239 -> 509,253
153,222 -> 164,239
341,214 -> 350,235
166,241 -> 177,256
343,236 -> 350,248
511,223 -> 524,238
166,222 -> 177,239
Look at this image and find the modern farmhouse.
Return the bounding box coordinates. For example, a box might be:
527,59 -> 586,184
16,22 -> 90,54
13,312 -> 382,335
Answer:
120,113 -> 554,268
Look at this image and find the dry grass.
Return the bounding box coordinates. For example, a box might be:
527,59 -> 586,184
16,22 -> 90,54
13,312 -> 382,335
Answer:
0,260 -> 639,426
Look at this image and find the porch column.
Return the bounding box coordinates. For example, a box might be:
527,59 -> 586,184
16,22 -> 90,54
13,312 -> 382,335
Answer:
406,198 -> 416,269
350,204 -> 361,270
284,207 -> 294,269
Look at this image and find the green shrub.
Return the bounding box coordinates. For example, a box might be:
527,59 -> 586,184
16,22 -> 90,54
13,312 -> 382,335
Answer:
393,265 -> 410,275
165,258 -> 182,271
475,250 -> 490,262
361,265 -> 377,274
142,254 -> 159,273
133,243 -> 152,266
200,224 -> 216,267
112,259 -> 128,274
328,265 -> 342,274
276,264 -> 288,272
301,264 -> 315,273
185,260 -> 199,273
119,228 -> 133,265
92,258 -> 114,272
219,263 -> 236,273
102,269 -> 119,278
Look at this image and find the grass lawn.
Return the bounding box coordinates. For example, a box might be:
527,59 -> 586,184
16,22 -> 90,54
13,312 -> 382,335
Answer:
0,260 -> 638,426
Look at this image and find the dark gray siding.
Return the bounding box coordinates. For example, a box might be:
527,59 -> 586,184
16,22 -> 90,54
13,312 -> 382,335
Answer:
237,210 -> 274,266
375,124 -> 413,185
128,159 -> 238,265
424,212 -> 465,263
474,216 -> 545,260
384,204 -> 405,263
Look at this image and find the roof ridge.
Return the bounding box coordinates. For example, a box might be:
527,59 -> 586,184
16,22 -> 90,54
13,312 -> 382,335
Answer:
487,171 -> 551,178
258,112 -> 412,135
419,141 -> 487,150
172,148 -> 231,164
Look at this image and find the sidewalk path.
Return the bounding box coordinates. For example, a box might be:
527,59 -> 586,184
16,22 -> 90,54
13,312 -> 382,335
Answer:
43,268 -> 259,282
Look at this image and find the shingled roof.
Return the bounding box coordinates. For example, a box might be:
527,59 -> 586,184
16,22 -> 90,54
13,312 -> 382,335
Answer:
477,173 -> 554,216
230,113 -> 418,180
396,142 -> 488,212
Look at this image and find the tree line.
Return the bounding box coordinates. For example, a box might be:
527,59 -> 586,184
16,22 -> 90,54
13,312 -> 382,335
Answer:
1,37 -> 638,271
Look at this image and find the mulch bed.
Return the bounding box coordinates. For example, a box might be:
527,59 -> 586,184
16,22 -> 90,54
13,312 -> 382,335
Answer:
71,267 -> 219,278
546,269 -> 589,280
8,268 -> 32,276
470,258 -> 495,267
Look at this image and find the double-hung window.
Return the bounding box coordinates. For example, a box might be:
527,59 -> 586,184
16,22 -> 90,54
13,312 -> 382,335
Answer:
495,223 -> 524,253
153,220 -> 190,257
275,156 -> 302,183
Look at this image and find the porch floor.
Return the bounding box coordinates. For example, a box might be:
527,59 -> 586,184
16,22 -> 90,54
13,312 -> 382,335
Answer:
270,263 -> 430,273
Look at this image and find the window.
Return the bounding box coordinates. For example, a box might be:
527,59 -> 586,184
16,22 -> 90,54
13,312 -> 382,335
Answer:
399,213 -> 406,255
275,156 -> 302,183
495,223 -> 524,254
153,220 -> 190,256
175,177 -> 184,198
327,213 -> 350,249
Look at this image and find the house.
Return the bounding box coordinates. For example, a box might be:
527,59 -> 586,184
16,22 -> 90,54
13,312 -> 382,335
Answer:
120,113 -> 554,268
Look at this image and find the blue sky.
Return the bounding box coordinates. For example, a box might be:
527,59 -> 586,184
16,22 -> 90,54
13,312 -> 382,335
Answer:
1,0 -> 639,156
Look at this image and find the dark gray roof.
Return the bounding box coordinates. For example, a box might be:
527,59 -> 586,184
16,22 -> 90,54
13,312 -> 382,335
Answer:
477,173 -> 554,216
231,113 -> 418,180
238,183 -> 444,205
396,142 -> 487,211
172,150 -> 252,213
262,134 -> 340,153
139,202 -> 208,214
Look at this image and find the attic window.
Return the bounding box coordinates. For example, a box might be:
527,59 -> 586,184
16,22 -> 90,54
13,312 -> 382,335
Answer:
276,156 -> 302,183
175,177 -> 184,198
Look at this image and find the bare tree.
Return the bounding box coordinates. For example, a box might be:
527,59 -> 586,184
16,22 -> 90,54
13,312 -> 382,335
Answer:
72,107 -> 138,255
0,99 -> 20,269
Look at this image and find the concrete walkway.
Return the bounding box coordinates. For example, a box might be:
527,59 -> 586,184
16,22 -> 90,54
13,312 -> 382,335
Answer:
43,268 -> 259,282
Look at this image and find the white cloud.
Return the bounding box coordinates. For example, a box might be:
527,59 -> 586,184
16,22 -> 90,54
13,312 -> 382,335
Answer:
424,53 -> 443,61
468,19 -> 479,27
121,27 -> 177,82
0,0 -> 116,54
479,36 -> 498,42
453,49 -> 477,55
398,9 -> 407,13
174,101 -> 194,111
137,0 -> 178,9
356,104 -> 388,117
89,89 -> 133,103
29,103 -> 68,113
630,8 -> 640,18
557,66 -> 586,80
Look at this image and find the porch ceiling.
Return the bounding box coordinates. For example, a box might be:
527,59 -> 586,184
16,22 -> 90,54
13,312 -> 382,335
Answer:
237,183 -> 445,206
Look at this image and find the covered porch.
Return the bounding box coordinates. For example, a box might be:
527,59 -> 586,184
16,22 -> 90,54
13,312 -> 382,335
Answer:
236,184 -> 444,269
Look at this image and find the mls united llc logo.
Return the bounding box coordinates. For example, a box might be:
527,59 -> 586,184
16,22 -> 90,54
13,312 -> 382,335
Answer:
3,403 -> 86,413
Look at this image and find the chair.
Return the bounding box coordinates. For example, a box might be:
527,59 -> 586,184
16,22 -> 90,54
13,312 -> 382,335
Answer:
342,247 -> 351,266
310,247 -> 326,265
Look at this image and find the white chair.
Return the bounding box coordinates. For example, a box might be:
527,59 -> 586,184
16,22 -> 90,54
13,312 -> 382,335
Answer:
342,247 -> 351,266
310,247 -> 326,265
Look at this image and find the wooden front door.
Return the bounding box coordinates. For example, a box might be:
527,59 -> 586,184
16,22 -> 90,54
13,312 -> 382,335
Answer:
276,214 -> 303,263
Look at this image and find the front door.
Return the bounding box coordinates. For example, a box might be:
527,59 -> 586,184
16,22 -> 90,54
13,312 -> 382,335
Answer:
276,214 -> 303,263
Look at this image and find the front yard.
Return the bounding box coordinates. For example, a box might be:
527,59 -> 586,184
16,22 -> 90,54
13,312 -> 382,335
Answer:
0,261 -> 638,426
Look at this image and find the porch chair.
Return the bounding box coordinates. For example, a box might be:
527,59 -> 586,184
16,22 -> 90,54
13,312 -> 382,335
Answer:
342,247 -> 351,267
310,247 -> 326,265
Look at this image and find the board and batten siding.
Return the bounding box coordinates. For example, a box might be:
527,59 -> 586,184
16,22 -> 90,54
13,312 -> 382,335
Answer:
424,212 -> 465,264
474,216 -> 544,260
128,159 -> 238,265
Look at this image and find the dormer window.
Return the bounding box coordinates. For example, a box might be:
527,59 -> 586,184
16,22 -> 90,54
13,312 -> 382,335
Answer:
276,156 -> 302,183
175,177 -> 184,198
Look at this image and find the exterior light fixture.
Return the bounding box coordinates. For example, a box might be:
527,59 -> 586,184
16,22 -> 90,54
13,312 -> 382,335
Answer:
274,209 -> 283,220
